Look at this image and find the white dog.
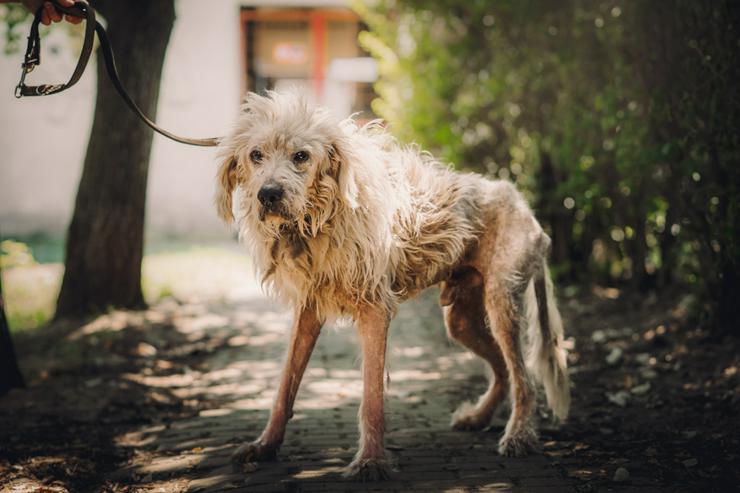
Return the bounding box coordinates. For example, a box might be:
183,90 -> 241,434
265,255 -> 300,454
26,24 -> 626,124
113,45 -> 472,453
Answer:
215,91 -> 570,480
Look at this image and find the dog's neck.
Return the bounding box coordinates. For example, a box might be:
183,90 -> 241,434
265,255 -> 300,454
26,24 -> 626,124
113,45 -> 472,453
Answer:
259,205 -> 340,283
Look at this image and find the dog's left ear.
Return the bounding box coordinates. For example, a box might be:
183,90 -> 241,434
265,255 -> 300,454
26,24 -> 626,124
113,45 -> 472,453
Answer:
329,140 -> 359,209
215,155 -> 238,224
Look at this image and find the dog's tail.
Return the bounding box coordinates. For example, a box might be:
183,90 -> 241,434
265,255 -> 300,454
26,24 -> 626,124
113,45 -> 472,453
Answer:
525,263 -> 570,422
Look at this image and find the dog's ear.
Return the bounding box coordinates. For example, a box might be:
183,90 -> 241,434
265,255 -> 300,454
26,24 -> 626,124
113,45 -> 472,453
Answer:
329,140 -> 359,209
215,154 -> 238,224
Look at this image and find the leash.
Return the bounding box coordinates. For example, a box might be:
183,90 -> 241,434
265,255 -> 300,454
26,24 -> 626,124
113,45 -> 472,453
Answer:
14,0 -> 219,147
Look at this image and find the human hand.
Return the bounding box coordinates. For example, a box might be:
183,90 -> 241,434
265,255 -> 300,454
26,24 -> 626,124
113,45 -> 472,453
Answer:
21,0 -> 83,25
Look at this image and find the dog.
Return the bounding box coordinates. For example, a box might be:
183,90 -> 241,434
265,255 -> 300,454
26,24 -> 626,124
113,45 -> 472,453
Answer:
215,91 -> 570,481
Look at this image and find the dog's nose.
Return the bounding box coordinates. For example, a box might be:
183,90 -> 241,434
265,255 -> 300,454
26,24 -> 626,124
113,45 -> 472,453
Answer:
258,184 -> 284,208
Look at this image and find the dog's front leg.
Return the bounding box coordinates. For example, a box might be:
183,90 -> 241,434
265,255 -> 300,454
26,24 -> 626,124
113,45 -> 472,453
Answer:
232,307 -> 322,468
345,304 -> 391,481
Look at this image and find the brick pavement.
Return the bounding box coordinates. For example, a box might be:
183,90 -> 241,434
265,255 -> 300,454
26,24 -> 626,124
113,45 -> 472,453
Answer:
112,291 -> 576,492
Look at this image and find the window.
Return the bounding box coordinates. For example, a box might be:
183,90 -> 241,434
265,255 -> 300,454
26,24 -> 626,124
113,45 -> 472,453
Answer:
241,8 -> 377,119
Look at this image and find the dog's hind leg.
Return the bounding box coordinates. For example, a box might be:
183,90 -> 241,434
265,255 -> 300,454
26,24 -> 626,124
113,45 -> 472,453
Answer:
440,269 -> 509,431
231,307 -> 322,468
345,304 -> 392,481
481,277 -> 540,457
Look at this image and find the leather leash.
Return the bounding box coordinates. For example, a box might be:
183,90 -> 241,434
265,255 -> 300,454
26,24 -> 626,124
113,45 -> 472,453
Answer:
15,0 -> 219,147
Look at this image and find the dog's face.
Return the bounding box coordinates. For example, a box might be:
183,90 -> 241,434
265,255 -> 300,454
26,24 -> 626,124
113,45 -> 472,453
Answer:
215,91 -> 357,236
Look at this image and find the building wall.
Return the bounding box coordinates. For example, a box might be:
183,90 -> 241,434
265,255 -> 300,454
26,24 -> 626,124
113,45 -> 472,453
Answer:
0,0 -> 352,239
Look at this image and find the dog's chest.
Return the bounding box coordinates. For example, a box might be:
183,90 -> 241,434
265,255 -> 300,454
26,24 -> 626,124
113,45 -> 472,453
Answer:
266,230 -> 333,286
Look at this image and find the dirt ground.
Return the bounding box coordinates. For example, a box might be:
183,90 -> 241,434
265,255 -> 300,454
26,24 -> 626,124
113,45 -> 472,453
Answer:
0,282 -> 738,492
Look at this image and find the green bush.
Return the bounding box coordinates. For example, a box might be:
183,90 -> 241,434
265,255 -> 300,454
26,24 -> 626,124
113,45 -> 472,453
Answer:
1,240 -> 37,269
356,0 -> 740,332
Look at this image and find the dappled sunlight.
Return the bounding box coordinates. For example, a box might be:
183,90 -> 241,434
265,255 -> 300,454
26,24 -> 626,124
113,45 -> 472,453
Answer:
393,345 -> 425,358
175,312 -> 231,332
243,331 -> 284,347
199,367 -> 243,383
54,285 -> 531,491
1,256 -> 583,491
224,360 -> 282,378
199,382 -> 263,398
227,396 -> 276,411
198,408 -> 234,418
124,372 -> 197,389
226,334 -> 250,346
291,463 -> 345,479
389,369 -> 443,382
1,237 -> 575,490
68,309 -> 151,340
302,379 -> 363,407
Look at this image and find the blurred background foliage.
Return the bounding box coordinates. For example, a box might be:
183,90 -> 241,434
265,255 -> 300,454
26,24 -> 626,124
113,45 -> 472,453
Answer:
356,0 -> 740,332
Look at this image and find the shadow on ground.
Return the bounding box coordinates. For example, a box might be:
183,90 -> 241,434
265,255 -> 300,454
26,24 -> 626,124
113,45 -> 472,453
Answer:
1,284 -> 738,492
1,290 -> 571,493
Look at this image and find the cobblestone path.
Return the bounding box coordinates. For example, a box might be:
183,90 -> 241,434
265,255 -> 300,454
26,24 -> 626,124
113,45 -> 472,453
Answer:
111,290 -> 574,492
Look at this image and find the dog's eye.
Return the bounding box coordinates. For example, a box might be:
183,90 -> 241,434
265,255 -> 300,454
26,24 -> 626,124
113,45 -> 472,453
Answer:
292,151 -> 309,164
249,149 -> 263,163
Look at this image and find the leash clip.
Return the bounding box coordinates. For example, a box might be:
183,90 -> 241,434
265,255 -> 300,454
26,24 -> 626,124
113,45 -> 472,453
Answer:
16,24 -> 41,98
15,69 -> 29,99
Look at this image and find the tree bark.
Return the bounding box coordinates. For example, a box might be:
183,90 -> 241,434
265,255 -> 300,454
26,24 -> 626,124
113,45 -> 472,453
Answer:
55,1 -> 176,318
0,271 -> 25,397
716,265 -> 740,336
537,151 -> 572,277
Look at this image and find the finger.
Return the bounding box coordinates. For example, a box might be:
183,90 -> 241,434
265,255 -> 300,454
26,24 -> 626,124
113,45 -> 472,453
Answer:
59,0 -> 76,5
65,14 -> 83,24
43,3 -> 60,23
42,3 -> 54,23
45,3 -> 63,22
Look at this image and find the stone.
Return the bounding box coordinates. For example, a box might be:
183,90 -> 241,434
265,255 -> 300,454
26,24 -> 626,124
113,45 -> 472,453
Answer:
613,467 -> 630,482
630,382 -> 651,395
606,347 -> 623,366
606,390 -> 630,407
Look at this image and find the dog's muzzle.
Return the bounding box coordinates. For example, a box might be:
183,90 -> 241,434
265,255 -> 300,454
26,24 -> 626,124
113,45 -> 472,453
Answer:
257,183 -> 288,221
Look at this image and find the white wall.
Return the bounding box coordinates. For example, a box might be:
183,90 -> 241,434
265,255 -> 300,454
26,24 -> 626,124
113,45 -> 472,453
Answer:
0,22 -> 95,236
146,0 -> 244,237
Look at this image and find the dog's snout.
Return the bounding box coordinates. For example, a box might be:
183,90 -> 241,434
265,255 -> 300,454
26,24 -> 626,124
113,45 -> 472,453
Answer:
258,184 -> 284,208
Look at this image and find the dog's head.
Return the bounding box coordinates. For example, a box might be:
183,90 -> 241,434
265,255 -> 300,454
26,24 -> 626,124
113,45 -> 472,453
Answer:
215,91 -> 358,236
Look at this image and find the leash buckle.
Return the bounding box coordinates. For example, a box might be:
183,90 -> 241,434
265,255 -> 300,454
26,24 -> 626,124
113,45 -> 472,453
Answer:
16,28 -> 40,98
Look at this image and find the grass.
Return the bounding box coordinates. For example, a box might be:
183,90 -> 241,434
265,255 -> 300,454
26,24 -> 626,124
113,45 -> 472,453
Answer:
2,240 -> 253,333
2,264 -> 61,331
141,245 -> 253,302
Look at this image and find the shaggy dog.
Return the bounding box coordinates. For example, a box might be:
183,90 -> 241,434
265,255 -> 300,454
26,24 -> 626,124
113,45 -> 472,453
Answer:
215,91 -> 570,481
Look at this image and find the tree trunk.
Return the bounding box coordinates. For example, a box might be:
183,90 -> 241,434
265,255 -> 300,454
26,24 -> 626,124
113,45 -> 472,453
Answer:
55,1 -> 175,318
537,151 -> 572,277
0,271 -> 25,396
627,185 -> 649,290
716,265 -> 740,336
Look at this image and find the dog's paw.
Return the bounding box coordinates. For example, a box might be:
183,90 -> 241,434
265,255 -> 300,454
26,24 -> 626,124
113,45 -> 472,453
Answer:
343,457 -> 392,482
451,402 -> 491,431
231,440 -> 278,471
497,428 -> 540,457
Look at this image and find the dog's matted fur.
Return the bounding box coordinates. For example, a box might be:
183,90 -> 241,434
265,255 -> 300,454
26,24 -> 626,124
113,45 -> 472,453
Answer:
215,91 -> 570,480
